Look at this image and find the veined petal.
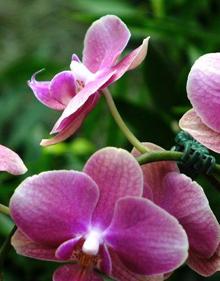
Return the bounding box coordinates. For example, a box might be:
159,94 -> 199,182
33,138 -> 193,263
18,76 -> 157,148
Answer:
161,172 -> 220,258
50,71 -> 76,107
83,15 -> 130,73
51,69 -> 114,133
28,72 -> 65,111
83,147 -> 143,230
0,144 -> 27,175
53,264 -> 103,281
10,171 -> 99,246
179,109 -> 220,153
187,53 -> 220,132
187,245 -> 220,276
11,230 -> 58,261
55,236 -> 82,260
40,117 -> 84,146
132,142 -> 178,203
41,93 -> 100,146
105,197 -> 188,275
110,250 -> 164,281
105,37 -> 149,87
99,244 -> 112,275
51,92 -> 100,134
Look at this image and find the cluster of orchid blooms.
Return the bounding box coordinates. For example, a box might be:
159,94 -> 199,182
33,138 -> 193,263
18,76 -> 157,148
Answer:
0,15 -> 219,281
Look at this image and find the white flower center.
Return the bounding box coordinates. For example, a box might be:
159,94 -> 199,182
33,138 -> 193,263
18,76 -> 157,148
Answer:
70,60 -> 95,85
82,230 -> 102,256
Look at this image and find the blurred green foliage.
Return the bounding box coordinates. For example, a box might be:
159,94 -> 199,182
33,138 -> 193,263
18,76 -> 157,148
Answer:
0,0 -> 220,280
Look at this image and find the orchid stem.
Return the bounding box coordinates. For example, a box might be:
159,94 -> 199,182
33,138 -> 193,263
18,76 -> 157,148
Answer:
103,88 -> 149,154
0,204 -> 10,216
136,150 -> 182,164
136,150 -> 220,174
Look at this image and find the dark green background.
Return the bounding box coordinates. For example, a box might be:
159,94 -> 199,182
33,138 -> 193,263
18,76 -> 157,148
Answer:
0,0 -> 219,280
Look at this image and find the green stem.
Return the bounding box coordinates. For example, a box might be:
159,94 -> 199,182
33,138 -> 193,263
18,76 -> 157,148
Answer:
136,150 -> 220,174
102,88 -> 149,154
137,150 -> 182,164
0,204 -> 10,216
0,226 -> 17,279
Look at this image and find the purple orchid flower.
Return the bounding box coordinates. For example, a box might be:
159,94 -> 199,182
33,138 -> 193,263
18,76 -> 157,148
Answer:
28,15 -> 149,146
132,143 -> 220,278
10,147 -> 188,281
179,53 -> 220,153
0,144 -> 27,175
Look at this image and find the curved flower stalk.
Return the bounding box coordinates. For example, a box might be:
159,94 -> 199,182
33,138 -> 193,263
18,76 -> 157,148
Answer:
0,144 -> 27,175
28,15 -> 149,146
179,53 -> 220,153
132,143 -> 220,278
10,147 -> 188,281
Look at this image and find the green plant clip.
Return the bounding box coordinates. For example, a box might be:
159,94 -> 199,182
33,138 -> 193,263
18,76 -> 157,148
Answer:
172,131 -> 216,178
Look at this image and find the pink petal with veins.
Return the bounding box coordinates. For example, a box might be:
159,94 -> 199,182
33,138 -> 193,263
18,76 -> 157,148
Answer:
84,147 -> 143,230
83,15 -> 130,72
187,244 -> 220,276
11,230 -> 58,261
10,171 -> 99,245
110,249 -> 164,281
187,53 -> 220,132
49,71 -> 76,107
28,73 -> 64,111
40,94 -> 99,146
179,109 -> 220,153
0,144 -> 27,175
53,264 -> 103,281
105,197 -> 188,275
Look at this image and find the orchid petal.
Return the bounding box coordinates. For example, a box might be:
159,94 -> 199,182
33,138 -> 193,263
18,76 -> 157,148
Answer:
179,109 -> 220,153
132,142 -> 178,202
99,244 -> 112,275
10,171 -> 99,245
83,15 -> 130,73
187,245 -> 220,276
187,53 -> 220,132
161,172 -> 220,258
108,37 -> 149,85
41,93 -> 99,146
71,53 -> 81,62
51,70 -> 114,133
11,230 -> 58,261
53,264 -> 103,281
50,71 -> 76,107
110,249 -> 164,281
0,144 -> 27,175
55,236 -> 81,260
105,197 -> 188,275
83,147 -> 143,230
28,72 -> 65,110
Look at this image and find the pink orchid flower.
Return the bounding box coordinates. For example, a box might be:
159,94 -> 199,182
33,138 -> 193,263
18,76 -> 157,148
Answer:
10,147 -> 188,281
179,53 -> 220,153
0,144 -> 27,175
28,15 -> 149,146
133,143 -> 220,278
